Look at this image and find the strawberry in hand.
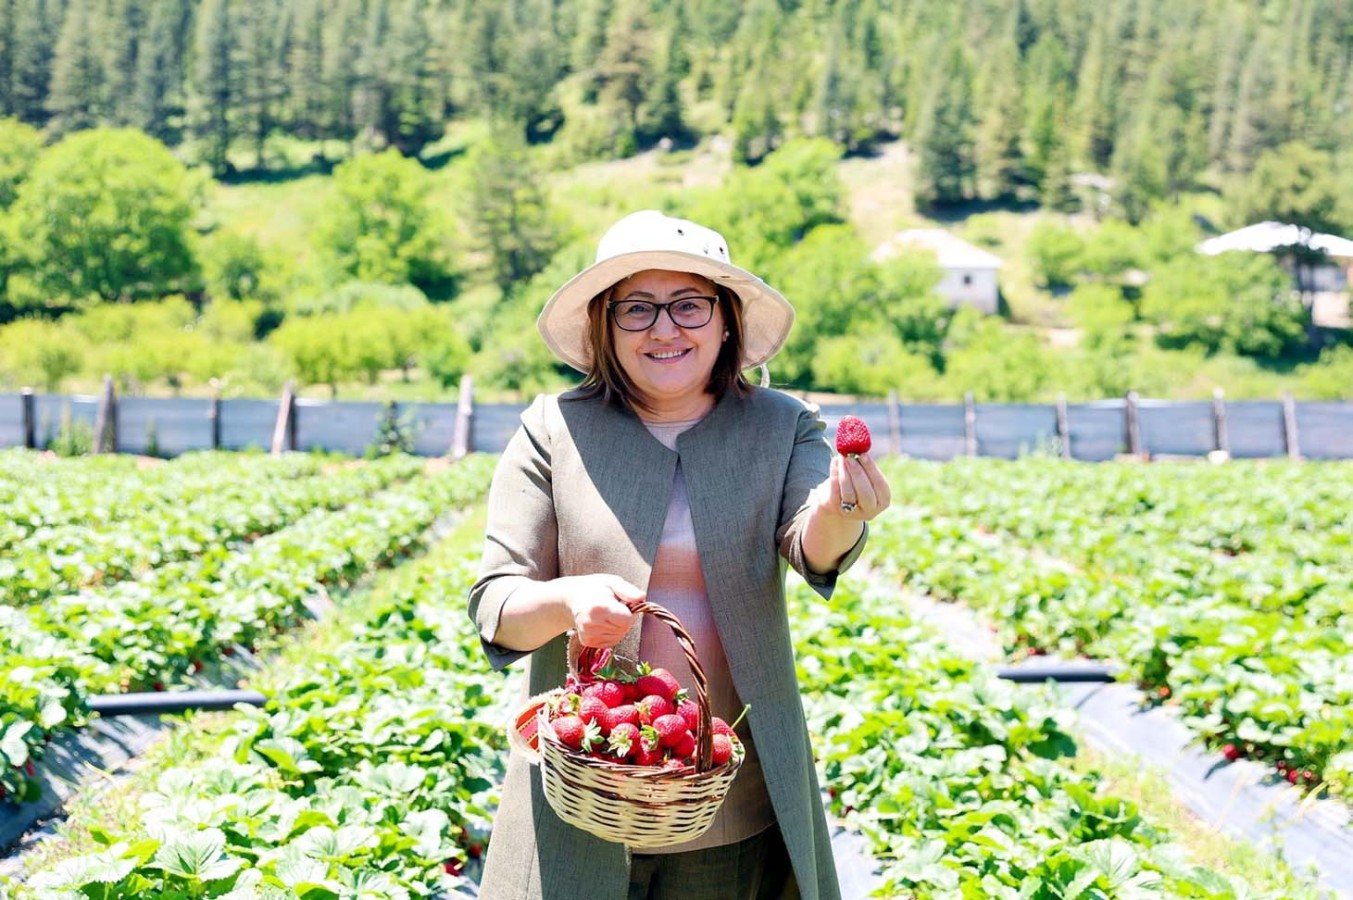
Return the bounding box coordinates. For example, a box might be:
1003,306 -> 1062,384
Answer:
835,415 -> 872,457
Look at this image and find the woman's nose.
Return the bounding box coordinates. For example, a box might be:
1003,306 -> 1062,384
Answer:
649,308 -> 682,337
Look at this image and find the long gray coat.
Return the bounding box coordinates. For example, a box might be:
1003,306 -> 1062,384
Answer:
468,386 -> 865,900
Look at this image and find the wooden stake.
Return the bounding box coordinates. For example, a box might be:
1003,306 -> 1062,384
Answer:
92,375 -> 117,453
451,374 -> 474,459
1212,387 -> 1230,455
1055,393 -> 1071,460
1124,391 -> 1143,458
21,388 -> 35,450
964,391 -> 977,457
271,381 -> 296,455
886,390 -> 902,456
1281,391 -> 1301,461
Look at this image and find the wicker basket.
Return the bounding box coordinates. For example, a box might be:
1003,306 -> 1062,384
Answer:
527,599 -> 743,850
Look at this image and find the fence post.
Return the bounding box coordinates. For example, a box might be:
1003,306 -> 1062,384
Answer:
1124,391 -> 1143,458
1281,391 -> 1301,461
92,375 -> 117,454
1211,387 -> 1230,456
271,381 -> 296,455
963,391 -> 977,457
1055,393 -> 1071,460
886,390 -> 902,456
21,388 -> 36,449
450,374 -> 474,459
209,378 -> 222,450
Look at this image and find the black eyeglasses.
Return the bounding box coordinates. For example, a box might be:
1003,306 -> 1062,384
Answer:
608,296 -> 718,332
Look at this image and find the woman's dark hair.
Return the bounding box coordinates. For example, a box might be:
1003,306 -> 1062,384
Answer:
571,280 -> 752,414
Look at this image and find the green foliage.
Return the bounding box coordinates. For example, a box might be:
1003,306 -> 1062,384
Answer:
316,149 -> 454,289
0,318 -> 85,391
911,42 -> 976,209
365,400 -> 418,458
0,117 -> 43,210
685,138 -> 846,275
46,404 -> 95,457
941,310 -> 1058,402
1227,142 -> 1346,234
420,309 -> 474,389
1140,252 -> 1307,358
199,230 -> 275,302
1300,345 -> 1353,400
1067,284 -> 1135,344
267,313 -> 358,395
812,331 -> 938,399
462,125 -> 563,295
7,128 -> 202,302
1026,221 -> 1086,290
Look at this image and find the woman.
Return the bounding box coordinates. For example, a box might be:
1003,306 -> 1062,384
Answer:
468,209 -> 891,900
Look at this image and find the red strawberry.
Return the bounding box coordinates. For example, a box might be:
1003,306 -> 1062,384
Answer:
552,714 -> 602,751
1221,743 -> 1242,762
609,704 -> 641,728
583,681 -> 626,709
711,733 -> 735,766
711,717 -> 734,737
653,714 -> 689,749
637,668 -> 682,702
835,415 -> 871,456
676,698 -> 700,732
637,695 -> 675,724
578,695 -> 610,726
673,732 -> 697,762
608,722 -> 641,759
634,744 -> 665,767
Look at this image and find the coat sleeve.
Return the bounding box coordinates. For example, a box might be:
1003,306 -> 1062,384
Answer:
467,395 -> 559,671
775,400 -> 867,600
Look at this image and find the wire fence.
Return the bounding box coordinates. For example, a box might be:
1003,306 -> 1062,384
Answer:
2,380 -> 1351,462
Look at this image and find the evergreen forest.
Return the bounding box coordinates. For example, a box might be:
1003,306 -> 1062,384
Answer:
1,0 -> 1351,403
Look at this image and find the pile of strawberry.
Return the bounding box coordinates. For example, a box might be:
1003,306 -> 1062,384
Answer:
543,663 -> 744,771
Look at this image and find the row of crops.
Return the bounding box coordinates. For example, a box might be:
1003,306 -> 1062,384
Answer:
1,451 -> 495,804
0,450 -> 1342,897
5,469 -> 504,897
869,457 -> 1353,798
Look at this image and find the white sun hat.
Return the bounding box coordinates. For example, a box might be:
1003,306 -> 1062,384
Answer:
537,210 -> 795,373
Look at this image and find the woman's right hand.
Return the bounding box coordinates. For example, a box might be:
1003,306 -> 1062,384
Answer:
562,574 -> 644,648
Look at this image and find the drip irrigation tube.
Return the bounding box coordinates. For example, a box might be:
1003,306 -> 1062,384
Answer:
994,663 -> 1118,684
87,689 -> 268,716
82,663 -> 1118,721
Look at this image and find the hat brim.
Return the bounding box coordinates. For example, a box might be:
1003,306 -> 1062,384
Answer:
537,250 -> 795,373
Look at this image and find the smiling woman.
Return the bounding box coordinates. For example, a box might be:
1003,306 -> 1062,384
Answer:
466,210 -> 893,900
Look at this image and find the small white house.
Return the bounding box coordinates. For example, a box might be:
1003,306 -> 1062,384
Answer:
870,229 -> 1002,315
1197,221 -> 1353,327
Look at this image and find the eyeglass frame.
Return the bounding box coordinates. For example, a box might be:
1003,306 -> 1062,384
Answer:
606,295 -> 720,332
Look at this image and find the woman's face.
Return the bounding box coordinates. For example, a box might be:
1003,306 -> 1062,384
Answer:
608,269 -> 725,415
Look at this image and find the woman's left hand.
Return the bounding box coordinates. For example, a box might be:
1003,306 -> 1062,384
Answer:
822,452 -> 891,521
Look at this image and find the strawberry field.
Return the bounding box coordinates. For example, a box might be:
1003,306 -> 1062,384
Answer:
872,457 -> 1353,798
1,450 -> 1348,898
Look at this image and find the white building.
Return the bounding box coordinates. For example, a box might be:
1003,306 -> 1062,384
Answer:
1197,221 -> 1353,327
871,229 -> 1002,315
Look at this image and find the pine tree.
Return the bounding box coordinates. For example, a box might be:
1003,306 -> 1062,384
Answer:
131,0 -> 187,141
0,0 -> 16,116
236,0 -> 287,167
7,0 -> 60,125
912,41 -> 976,208
100,0 -> 141,127
285,0 -> 325,141
973,12 -> 1023,200
321,0 -> 363,151
47,0 -> 105,135
192,0 -> 235,174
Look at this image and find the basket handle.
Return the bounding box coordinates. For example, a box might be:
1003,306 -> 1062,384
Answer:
574,598 -> 714,772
